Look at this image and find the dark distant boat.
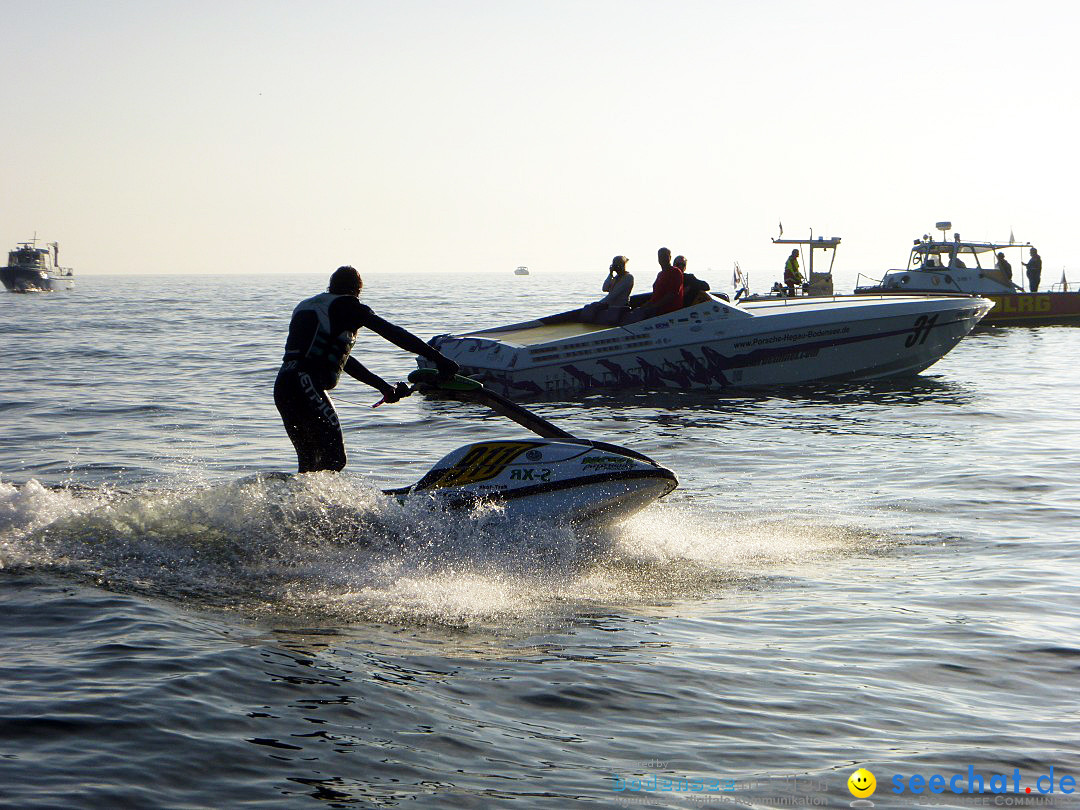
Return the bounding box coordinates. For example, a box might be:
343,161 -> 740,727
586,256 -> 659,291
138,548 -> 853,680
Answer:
1,238 -> 74,292
854,222 -> 1080,326
514,266 -> 530,276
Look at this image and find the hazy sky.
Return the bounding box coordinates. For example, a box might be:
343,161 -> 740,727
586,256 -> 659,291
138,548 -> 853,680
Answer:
3,0 -> 1077,291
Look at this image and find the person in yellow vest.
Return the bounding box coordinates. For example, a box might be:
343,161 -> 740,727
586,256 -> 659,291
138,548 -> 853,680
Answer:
783,249 -> 803,296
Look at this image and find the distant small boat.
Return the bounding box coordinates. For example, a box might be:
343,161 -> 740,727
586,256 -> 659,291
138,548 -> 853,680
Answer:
514,266 -> 530,276
1,237 -> 74,292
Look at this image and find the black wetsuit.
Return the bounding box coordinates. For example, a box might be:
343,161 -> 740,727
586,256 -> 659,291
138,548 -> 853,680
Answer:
274,292 -> 446,473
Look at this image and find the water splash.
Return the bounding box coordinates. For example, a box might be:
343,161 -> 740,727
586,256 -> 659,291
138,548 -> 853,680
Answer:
0,474 -> 888,627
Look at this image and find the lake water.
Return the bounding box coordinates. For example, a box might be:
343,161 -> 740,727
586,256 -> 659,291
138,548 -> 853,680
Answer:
1,272 -> 1078,809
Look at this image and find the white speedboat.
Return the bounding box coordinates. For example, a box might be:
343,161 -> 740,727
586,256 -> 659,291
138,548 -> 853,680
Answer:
420,293 -> 992,397
854,222 -> 1080,326
1,238 -> 74,292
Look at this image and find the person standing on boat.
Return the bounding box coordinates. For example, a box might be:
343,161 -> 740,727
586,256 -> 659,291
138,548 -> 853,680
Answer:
275,265 -> 460,473
783,249 -> 803,296
995,252 -> 1013,283
582,255 -> 634,324
1024,247 -> 1043,292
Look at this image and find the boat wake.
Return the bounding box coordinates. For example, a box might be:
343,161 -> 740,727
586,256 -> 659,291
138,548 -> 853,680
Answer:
0,475 -> 886,627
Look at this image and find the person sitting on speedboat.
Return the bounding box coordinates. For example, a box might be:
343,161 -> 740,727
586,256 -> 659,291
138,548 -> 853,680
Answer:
582,255 -> 634,324
626,247 -> 683,322
675,255 -> 711,307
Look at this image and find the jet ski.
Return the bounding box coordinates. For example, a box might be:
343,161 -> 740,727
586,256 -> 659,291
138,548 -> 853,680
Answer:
380,370 -> 678,527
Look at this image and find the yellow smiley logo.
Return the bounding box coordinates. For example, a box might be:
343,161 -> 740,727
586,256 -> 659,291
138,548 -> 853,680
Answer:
848,768 -> 876,798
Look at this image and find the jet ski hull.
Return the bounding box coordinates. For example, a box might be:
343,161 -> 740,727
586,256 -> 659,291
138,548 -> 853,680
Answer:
385,439 -> 677,528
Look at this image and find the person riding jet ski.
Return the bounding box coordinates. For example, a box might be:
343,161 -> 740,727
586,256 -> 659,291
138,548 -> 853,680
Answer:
274,265 -> 459,473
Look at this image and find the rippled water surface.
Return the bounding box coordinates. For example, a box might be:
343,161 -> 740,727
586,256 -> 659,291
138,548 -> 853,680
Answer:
2,273 -> 1078,809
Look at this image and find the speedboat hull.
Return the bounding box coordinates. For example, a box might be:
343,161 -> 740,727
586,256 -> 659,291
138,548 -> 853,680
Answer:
385,438 -> 677,527
422,294 -> 992,397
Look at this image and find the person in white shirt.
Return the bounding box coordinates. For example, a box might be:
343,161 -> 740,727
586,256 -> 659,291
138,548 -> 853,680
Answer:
582,255 -> 634,324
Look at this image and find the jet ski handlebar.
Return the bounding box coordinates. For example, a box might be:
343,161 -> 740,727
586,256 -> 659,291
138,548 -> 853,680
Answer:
371,369 -> 661,465
404,369 -> 576,440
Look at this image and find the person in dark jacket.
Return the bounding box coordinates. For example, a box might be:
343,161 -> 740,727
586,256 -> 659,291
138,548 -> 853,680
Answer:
674,255 -> 711,307
1024,247 -> 1043,292
995,252 -> 1013,283
274,265 -> 460,473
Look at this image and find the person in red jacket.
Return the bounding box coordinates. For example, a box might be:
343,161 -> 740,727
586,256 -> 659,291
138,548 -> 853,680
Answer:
650,247 -> 684,314
628,247 -> 684,322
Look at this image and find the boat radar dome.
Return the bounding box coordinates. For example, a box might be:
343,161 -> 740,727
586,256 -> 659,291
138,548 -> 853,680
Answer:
935,221 -> 952,232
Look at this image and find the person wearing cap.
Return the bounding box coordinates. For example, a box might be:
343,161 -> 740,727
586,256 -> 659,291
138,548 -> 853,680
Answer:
1023,247 -> 1042,292
784,249 -> 803,296
274,265 -> 460,473
582,255 -> 635,323
995,251 -> 1013,283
